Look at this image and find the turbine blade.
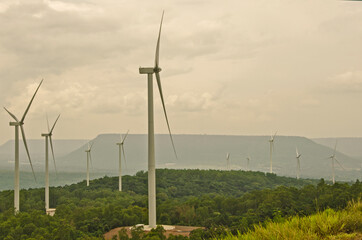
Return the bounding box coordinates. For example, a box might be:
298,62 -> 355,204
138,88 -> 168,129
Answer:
50,114 -> 60,133
333,140 -> 337,156
122,129 -> 130,144
273,131 -> 277,140
90,141 -> 94,150
296,147 -> 299,157
4,107 -> 19,122
49,135 -> 58,177
46,113 -> 50,132
21,79 -> 43,123
155,72 -> 178,159
122,144 -> 127,170
154,11 -> 164,69
89,152 -> 93,170
334,157 -> 345,170
20,125 -> 36,182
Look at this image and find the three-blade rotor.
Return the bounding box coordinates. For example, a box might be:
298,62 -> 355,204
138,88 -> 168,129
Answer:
86,142 -> 94,170
119,130 -> 129,169
3,80 -> 43,182
45,114 -> 61,176
296,147 -> 301,159
328,141 -> 345,170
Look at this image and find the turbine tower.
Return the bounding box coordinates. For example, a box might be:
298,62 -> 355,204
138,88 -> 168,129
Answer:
295,147 -> 301,179
4,80 -> 42,213
116,130 -> 129,191
226,153 -> 230,170
85,142 -> 94,187
269,131 -> 277,173
139,11 -> 177,228
328,141 -> 345,184
42,114 -> 60,212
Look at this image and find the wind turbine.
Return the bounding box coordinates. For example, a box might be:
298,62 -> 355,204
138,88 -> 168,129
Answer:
139,11 -> 177,228
4,79 -> 43,213
42,114 -> 60,211
226,153 -> 230,170
246,155 -> 251,171
295,147 -> 301,179
328,141 -> 345,184
269,131 -> 277,173
85,142 -> 94,187
116,130 -> 129,191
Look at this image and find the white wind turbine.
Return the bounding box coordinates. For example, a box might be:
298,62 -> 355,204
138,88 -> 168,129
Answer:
139,11 -> 177,228
42,114 -> 60,211
226,153 -> 230,170
85,142 -> 94,187
4,80 -> 43,213
116,130 -> 129,191
328,141 -> 345,184
295,147 -> 301,179
269,131 -> 277,173
246,155 -> 251,171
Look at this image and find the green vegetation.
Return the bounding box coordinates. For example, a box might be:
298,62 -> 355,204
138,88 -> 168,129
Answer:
219,200 -> 362,240
0,169 -> 360,239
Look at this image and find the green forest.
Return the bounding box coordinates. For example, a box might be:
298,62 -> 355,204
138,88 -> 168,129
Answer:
0,169 -> 360,239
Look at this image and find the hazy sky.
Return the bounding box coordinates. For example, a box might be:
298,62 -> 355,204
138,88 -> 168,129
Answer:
1,0 -> 362,144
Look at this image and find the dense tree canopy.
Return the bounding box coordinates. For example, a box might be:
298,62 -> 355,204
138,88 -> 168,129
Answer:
0,169 -> 360,239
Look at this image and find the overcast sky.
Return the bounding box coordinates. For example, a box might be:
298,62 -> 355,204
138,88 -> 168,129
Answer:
0,0 -> 362,144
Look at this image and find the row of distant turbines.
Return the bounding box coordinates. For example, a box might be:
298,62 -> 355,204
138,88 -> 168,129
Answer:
225,133 -> 344,184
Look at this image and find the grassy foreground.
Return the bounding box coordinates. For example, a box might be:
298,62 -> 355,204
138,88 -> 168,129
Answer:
220,200 -> 362,240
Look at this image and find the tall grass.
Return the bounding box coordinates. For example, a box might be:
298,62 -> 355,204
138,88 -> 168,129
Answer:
220,199 -> 362,240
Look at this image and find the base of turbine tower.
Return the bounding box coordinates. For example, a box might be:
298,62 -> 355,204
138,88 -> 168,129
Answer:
104,225 -> 204,240
46,208 -> 56,216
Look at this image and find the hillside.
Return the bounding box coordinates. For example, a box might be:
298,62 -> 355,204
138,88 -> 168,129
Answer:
221,200 -> 362,240
56,134 -> 361,181
0,134 -> 361,188
0,139 -> 87,169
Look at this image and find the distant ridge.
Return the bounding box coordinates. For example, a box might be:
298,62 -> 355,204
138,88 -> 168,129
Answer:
313,137 -> 362,158
1,134 -> 360,182
55,134 -> 361,181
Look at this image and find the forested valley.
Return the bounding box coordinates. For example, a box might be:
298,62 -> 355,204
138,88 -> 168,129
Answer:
0,169 -> 360,239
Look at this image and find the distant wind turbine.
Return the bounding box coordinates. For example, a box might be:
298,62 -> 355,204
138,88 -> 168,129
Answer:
328,141 -> 345,184
85,142 -> 94,187
226,153 -> 230,170
138,11 -> 177,228
246,155 -> 251,171
295,147 -> 301,179
4,79 -> 43,213
42,114 -> 60,211
269,131 -> 277,173
116,130 -> 129,191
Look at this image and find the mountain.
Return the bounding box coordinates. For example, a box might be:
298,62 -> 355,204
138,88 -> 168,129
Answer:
0,139 -> 87,170
313,137 -> 362,158
56,134 -> 361,181
1,134 -> 360,183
